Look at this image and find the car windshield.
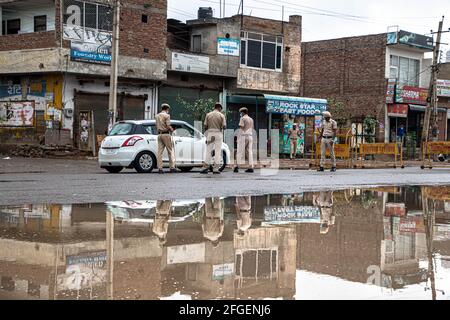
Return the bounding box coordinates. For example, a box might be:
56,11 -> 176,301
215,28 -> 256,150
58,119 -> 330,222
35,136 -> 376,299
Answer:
109,123 -> 134,136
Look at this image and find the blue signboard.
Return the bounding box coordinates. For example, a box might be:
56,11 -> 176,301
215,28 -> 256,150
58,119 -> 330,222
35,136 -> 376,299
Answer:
70,41 -> 112,65
265,94 -> 327,116
217,38 -> 240,56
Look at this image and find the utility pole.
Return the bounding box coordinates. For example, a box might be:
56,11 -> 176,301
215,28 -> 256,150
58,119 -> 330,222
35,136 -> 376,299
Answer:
108,0 -> 121,133
422,17 -> 444,150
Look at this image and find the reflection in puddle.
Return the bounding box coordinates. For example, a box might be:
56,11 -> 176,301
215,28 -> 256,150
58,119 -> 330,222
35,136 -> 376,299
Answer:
1,186 -> 450,300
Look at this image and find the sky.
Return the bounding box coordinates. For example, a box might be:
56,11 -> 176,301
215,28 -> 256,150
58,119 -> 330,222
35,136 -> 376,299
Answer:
167,0 -> 450,60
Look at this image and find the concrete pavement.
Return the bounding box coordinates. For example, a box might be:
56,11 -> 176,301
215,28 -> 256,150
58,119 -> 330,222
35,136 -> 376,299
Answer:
1,157 -> 450,205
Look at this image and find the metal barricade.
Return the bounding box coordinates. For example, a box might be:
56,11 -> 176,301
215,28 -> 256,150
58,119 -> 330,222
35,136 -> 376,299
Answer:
357,143 -> 404,169
421,141 -> 450,169
310,129 -> 354,168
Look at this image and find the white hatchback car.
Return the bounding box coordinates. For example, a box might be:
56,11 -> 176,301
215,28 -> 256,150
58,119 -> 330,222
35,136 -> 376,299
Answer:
99,120 -> 231,173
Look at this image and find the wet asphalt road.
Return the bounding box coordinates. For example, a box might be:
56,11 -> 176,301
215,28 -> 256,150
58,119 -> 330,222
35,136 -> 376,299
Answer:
1,157 -> 450,205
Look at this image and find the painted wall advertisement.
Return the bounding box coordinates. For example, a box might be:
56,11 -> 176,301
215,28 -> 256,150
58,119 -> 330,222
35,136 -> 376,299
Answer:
56,251 -> 107,291
217,38 -> 240,56
171,52 -> 210,74
280,122 -> 305,155
0,101 -> 34,127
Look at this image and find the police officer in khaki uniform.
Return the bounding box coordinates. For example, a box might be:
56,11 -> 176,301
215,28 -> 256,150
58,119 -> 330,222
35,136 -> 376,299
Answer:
313,191 -> 335,235
155,104 -> 176,174
234,107 -> 254,173
201,103 -> 226,174
318,111 -> 338,172
234,196 -> 252,236
152,200 -> 172,246
288,123 -> 301,160
202,197 -> 224,247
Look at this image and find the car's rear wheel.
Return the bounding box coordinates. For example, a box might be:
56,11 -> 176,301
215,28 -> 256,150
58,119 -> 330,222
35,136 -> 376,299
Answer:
105,166 -> 123,174
179,166 -> 194,172
134,151 -> 156,173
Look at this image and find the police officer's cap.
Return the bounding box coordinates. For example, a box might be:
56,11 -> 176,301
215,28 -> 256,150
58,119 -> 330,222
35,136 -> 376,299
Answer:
161,103 -> 170,110
239,107 -> 248,113
322,111 -> 331,117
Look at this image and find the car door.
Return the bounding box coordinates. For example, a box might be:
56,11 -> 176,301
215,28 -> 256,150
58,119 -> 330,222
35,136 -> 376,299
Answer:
172,123 -> 203,165
140,124 -> 160,158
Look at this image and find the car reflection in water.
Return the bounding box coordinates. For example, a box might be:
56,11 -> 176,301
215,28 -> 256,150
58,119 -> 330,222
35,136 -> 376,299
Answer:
0,186 -> 450,300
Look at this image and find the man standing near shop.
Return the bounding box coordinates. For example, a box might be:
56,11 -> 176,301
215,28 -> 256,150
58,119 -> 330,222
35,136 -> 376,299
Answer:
200,102 -> 227,174
318,111 -> 337,172
234,107 -> 254,173
155,103 -> 176,174
288,123 -> 300,160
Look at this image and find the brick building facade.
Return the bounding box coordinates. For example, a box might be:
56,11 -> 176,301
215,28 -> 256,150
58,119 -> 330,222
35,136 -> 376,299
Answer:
0,0 -> 167,148
300,31 -> 445,147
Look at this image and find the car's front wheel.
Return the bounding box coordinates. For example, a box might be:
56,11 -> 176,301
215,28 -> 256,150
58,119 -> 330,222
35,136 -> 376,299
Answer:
105,166 -> 123,174
134,151 -> 156,173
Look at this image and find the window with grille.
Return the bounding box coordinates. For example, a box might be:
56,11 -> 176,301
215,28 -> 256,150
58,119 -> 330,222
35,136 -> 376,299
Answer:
6,19 -> 20,34
240,31 -> 283,71
34,15 -> 47,32
63,0 -> 113,31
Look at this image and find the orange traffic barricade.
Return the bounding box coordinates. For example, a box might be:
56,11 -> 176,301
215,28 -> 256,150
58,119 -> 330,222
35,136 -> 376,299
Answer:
356,142 -> 404,169
421,141 -> 450,169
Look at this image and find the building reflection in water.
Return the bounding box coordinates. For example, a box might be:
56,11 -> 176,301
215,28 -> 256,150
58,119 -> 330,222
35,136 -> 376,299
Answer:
0,186 -> 449,300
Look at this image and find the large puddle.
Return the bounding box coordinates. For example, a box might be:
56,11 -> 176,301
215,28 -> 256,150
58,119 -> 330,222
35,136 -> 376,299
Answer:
1,186 -> 449,300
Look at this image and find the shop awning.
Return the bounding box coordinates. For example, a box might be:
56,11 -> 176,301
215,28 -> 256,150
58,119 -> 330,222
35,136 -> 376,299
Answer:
409,104 -> 426,112
409,104 -> 447,113
226,94 -> 265,105
264,94 -> 327,116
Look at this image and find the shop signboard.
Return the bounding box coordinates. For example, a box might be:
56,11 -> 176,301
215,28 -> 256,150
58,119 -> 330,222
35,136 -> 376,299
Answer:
387,104 -> 408,118
265,95 -> 327,116
398,31 -> 434,50
399,217 -> 425,233
386,78 -> 396,103
263,206 -> 321,225
217,38 -> 240,56
70,41 -> 112,65
385,203 -> 406,217
171,52 -> 210,74
437,79 -> 450,97
56,250 -> 107,291
395,86 -> 428,105
167,243 -> 206,265
212,263 -> 235,280
0,101 -> 34,127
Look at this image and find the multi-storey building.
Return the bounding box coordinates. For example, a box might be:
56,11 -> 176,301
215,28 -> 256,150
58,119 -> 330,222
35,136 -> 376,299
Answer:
300,30 -> 446,146
0,0 -> 167,149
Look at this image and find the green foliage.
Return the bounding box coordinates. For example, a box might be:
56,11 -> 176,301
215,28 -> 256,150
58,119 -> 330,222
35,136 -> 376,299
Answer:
176,96 -> 231,124
176,96 -> 216,123
363,116 -> 378,143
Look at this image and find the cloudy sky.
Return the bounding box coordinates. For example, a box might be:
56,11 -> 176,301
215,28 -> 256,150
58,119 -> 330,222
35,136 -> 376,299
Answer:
168,0 -> 450,58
